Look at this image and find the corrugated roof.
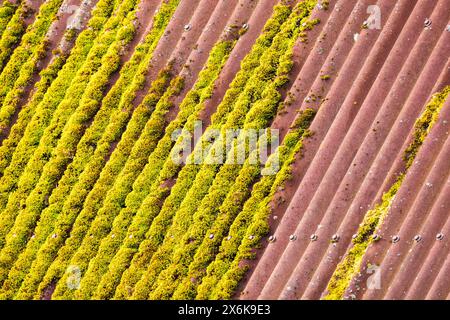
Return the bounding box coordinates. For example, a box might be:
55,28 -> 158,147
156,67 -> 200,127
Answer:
0,0 -> 448,300
240,0 -> 450,300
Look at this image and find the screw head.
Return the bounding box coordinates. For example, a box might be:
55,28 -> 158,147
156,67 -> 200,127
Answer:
392,235 -> 400,243
413,235 -> 422,242
268,235 -> 276,243
372,234 -> 381,241
209,233 -> 214,240
331,234 -> 340,242
424,18 -> 432,28
242,23 -> 249,31
436,233 -> 444,241
184,24 -> 191,31
310,234 -> 318,241
289,234 -> 297,241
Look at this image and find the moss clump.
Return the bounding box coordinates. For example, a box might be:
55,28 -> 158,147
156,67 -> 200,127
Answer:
0,0 -> 141,294
403,86 -> 450,169
204,109 -> 316,299
324,177 -> 401,300
325,85 -> 450,300
321,0 -> 330,10
113,2 -> 296,300
73,40 -> 233,300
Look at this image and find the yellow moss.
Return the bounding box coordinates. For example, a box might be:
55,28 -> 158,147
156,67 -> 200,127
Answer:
325,85 -> 450,300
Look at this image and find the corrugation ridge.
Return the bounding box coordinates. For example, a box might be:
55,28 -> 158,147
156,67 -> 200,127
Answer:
345,93 -> 450,299
277,0 -> 437,299
256,0 -> 408,299
243,0 -> 378,298
308,25 -> 450,300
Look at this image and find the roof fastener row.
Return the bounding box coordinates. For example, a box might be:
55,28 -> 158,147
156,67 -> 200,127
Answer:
263,233 -> 445,244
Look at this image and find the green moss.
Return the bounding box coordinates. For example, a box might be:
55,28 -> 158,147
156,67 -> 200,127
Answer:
0,1 -> 140,293
202,109 -> 316,299
0,0 -> 121,252
324,85 -> 450,300
0,2 -> 26,72
25,0 -> 183,300
73,40 -> 233,300
127,1 -> 319,300
403,86 -> 450,169
0,1 -> 17,22
0,0 -> 64,129
113,3 -> 295,300
321,0 -> 330,10
0,0 -> 125,298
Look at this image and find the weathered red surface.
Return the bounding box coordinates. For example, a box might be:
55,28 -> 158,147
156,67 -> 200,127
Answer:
239,0 -> 450,300
1,0 -> 449,300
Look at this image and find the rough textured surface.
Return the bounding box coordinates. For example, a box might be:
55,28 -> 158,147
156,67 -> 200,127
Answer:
0,0 -> 448,300
240,0 -> 450,300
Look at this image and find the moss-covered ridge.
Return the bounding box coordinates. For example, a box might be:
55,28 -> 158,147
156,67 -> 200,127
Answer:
325,85 -> 450,300
203,109 -> 316,300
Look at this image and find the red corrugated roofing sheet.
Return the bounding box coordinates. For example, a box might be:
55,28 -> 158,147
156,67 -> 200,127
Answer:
239,0 -> 450,300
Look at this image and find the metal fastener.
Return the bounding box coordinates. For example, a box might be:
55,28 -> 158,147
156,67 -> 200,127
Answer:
331,234 -> 340,242
424,18 -> 432,28
289,234 -> 297,241
310,234 -> 318,241
268,235 -> 276,243
436,233 -> 444,241
372,234 -> 381,241
209,233 -> 214,239
413,235 -> 422,242
242,23 -> 249,31
184,24 -> 191,31
392,235 -> 400,243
